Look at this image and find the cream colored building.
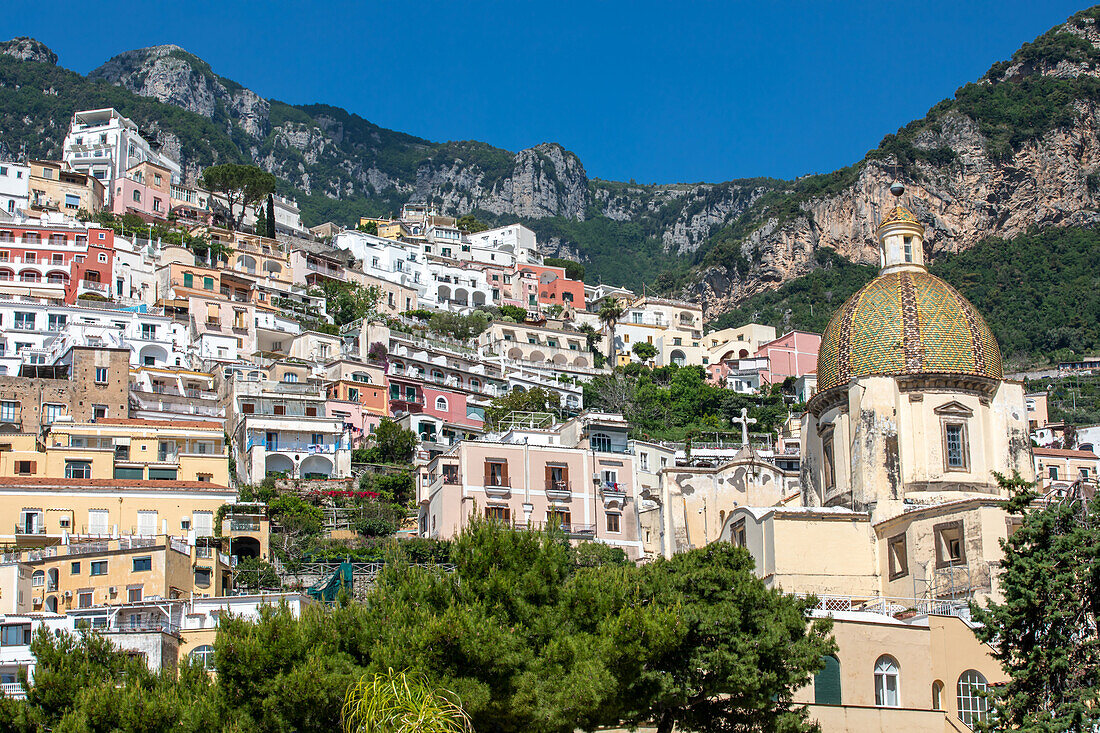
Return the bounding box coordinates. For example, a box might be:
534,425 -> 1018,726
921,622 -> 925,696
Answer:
703,323 -> 777,363
479,320 -> 602,371
612,296 -> 705,367
797,610 -> 1005,731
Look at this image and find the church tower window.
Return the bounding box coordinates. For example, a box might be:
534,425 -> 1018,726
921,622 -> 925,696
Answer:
943,422 -> 969,470
822,430 -> 836,492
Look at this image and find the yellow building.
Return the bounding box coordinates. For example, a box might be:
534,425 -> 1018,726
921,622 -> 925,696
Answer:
12,534 -> 232,614
26,160 -> 105,217
0,477 -> 235,546
0,419 -> 229,485
376,221 -> 410,240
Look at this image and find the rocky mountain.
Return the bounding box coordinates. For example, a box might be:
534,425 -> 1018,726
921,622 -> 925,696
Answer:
684,6 -> 1100,317
2,7 -> 1100,298
0,40 -> 779,288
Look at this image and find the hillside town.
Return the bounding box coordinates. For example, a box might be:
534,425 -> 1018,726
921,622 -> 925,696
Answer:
0,96 -> 1098,730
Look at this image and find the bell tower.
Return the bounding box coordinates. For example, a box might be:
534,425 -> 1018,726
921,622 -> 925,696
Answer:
877,183 -> 926,274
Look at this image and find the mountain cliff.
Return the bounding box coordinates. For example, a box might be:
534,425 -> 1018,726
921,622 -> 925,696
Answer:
684,7 -> 1100,316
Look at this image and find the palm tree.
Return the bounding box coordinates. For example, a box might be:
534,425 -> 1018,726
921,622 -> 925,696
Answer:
343,669 -> 473,733
598,297 -> 625,365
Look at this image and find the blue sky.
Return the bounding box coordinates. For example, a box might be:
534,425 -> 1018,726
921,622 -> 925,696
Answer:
3,1 -> 1089,183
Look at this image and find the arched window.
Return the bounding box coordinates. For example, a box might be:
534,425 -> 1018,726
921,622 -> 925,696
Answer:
31,570 -> 44,587
931,680 -> 944,710
470,378 -> 480,390
874,655 -> 900,707
283,373 -> 298,383
815,655 -> 842,705
435,396 -> 448,411
190,644 -> 216,670
957,670 -> 988,727
591,433 -> 612,452
431,369 -> 444,383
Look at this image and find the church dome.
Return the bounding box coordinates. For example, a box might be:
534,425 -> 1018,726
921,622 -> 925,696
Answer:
816,269 -> 1002,391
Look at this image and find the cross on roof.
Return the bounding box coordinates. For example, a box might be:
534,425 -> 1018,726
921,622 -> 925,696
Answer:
732,407 -> 757,447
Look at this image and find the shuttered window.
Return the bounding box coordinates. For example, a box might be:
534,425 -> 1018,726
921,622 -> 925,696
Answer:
815,656 -> 842,705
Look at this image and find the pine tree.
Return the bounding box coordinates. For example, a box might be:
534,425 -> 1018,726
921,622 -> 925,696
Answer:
971,472 -> 1100,731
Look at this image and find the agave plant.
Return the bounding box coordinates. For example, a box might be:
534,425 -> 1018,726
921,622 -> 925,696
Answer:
342,668 -> 473,733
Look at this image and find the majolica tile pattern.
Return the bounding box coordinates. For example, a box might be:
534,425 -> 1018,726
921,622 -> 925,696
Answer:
817,269 -> 1003,391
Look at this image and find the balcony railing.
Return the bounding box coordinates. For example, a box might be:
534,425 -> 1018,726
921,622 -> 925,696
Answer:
80,280 -> 108,293
1,682 -> 25,699
246,438 -> 348,453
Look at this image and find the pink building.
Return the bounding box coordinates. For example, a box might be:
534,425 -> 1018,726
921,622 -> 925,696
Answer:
708,330 -> 820,388
110,161 -> 173,221
419,413 -> 641,559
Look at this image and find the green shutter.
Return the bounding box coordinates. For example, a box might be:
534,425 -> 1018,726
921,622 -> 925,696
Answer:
814,655 -> 842,705
183,273 -> 193,287
113,467 -> 144,480
148,468 -> 178,481
203,277 -> 214,290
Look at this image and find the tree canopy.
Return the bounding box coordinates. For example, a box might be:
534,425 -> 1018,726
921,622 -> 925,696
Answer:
200,163 -> 278,231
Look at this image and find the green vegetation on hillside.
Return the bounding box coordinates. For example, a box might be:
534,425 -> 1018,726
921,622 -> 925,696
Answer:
0,522 -> 833,733
1026,373 -> 1100,427
709,227 -> 1100,369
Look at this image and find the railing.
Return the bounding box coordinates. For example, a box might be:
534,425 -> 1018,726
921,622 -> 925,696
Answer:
801,594 -> 973,621
80,280 -> 108,293
111,619 -> 181,635
546,480 -> 572,493
443,473 -> 462,485
483,477 -> 511,488
170,537 -> 190,555
390,393 -> 426,405
1,682 -> 25,699
13,525 -> 46,535
229,518 -> 260,532
246,438 -> 348,453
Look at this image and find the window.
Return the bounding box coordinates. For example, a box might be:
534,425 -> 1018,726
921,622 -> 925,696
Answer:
1049,465 -> 1059,480
931,680 -> 944,711
591,433 -> 612,452
127,587 -> 144,603
95,367 -> 108,384
822,430 -> 836,491
137,511 -> 157,535
0,401 -> 16,423
71,561 -> 80,574
78,591 -> 93,608
283,372 -> 298,383
13,311 -> 34,330
814,656 -> 842,705
141,323 -> 156,339
92,404 -> 107,419
48,314 -> 67,331
183,272 -> 193,288
88,509 -> 109,534
194,567 -> 211,588
888,533 -> 908,580
190,644 -> 216,670
132,189 -> 141,203
203,277 -> 214,291
15,460 -> 35,475
485,461 -> 508,487
957,670 -> 988,727
435,396 -> 448,411
935,520 -> 966,568
903,236 -> 913,262
32,570 -> 44,587
1,624 -> 31,646
874,656 -> 900,707
193,511 -> 214,537
90,561 -> 108,576
730,519 -> 747,547
547,509 -> 571,530
485,506 -> 511,524
65,460 -> 92,479
943,423 -> 968,470
606,512 -> 621,533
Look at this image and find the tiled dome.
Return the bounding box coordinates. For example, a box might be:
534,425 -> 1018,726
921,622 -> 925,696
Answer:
816,269 -> 1002,391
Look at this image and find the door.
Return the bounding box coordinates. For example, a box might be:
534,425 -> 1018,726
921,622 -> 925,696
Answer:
265,432 -> 278,451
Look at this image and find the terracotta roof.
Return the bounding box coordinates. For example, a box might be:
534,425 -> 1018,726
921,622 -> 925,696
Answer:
1033,447 -> 1099,459
0,477 -> 231,490
91,418 -> 224,430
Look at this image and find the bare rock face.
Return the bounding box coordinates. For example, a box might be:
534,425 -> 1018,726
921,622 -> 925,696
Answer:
90,45 -> 270,138
480,144 -> 589,220
689,103 -> 1100,317
0,37 -> 58,65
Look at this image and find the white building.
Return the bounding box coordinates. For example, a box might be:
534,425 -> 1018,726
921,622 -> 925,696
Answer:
333,229 -> 430,300
62,109 -> 181,205
467,224 -> 541,266
0,162 -> 30,218
0,301 -> 188,375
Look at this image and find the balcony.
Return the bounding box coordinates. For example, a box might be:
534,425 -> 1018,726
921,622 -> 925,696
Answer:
78,279 -> 109,295
443,472 -> 462,486
483,477 -> 511,497
545,480 -> 572,500
1,682 -> 25,700
246,438 -> 347,453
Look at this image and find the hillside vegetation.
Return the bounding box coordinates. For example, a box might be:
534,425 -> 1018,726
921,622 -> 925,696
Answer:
710,227 -> 1100,368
